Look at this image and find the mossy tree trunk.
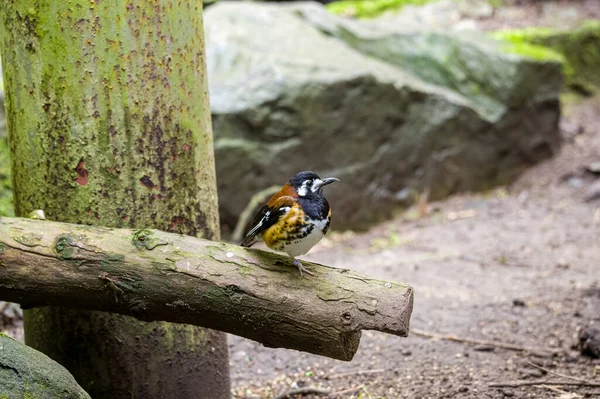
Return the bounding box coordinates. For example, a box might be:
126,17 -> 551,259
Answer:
0,1 -> 230,398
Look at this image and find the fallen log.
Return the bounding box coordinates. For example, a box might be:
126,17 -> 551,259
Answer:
0,217 -> 413,361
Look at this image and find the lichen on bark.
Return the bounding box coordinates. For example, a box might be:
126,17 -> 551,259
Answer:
0,0 -> 219,238
0,84 -> 11,217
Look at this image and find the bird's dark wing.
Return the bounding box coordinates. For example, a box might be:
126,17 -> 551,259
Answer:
241,196 -> 295,247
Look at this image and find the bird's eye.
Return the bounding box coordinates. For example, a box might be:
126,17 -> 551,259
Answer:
306,180 -> 312,186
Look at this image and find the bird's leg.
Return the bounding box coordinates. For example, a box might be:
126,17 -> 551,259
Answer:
291,258 -> 315,277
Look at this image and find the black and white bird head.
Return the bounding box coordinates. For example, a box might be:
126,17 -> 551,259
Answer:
289,171 -> 339,198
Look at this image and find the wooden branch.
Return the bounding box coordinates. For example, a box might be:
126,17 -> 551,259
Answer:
0,217 -> 413,361
527,362 -> 591,384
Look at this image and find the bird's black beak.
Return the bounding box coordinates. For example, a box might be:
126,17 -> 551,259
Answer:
316,177 -> 339,190
322,177 -> 340,186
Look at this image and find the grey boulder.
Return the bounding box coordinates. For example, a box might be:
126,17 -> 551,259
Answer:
205,2 -> 562,231
0,333 -> 90,399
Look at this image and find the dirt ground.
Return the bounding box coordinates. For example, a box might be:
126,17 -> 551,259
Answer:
226,94 -> 600,399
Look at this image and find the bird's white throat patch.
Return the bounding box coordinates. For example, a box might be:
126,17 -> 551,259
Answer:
297,179 -> 323,197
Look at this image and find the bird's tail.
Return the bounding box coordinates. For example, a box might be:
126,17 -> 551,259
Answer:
241,235 -> 257,247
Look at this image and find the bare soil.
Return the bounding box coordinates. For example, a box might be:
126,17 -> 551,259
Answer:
227,94 -> 600,398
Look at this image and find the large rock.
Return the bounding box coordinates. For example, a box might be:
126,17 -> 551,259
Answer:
206,2 -> 562,232
292,2 -> 563,119
0,333 -> 90,399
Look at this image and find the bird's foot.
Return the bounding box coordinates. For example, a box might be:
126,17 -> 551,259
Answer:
292,258 -> 315,278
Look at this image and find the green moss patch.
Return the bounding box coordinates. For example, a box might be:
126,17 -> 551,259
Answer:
492,21 -> 600,91
54,234 -> 76,259
493,36 -> 566,63
132,229 -> 168,250
327,0 -> 440,19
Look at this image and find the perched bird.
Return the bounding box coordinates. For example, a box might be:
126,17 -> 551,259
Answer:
241,171 -> 339,277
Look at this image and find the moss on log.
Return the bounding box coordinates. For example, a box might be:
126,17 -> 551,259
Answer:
0,216 -> 414,361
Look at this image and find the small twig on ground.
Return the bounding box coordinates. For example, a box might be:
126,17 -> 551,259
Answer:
272,387 -> 331,399
410,329 -> 561,356
330,385 -> 365,397
328,368 -> 385,379
489,381 -> 600,388
447,209 -> 477,221
527,361 -> 591,384
539,384 -> 568,394
538,384 -> 583,398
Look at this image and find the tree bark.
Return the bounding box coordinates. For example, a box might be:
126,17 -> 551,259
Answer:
0,216 -> 414,361
0,1 -> 230,398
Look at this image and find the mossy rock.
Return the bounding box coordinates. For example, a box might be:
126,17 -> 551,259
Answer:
206,2 -> 562,231
327,0 -> 440,19
0,333 -> 90,399
493,21 -> 600,92
290,3 -> 563,118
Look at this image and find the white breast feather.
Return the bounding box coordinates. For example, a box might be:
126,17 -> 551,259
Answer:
282,218 -> 329,257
